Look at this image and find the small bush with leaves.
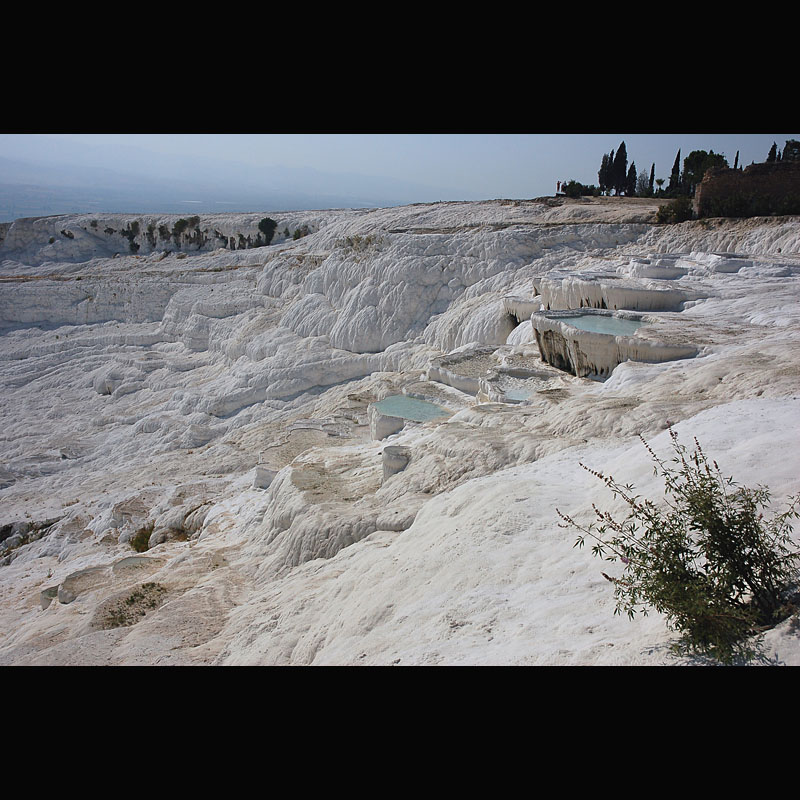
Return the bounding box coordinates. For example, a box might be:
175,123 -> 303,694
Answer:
172,218 -> 190,238
293,224 -> 311,240
562,180 -> 600,198
130,523 -> 154,553
558,428 -> 800,664
656,196 -> 694,224
258,217 -> 277,245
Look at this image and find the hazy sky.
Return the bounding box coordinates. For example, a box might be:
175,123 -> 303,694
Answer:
3,133 -> 798,205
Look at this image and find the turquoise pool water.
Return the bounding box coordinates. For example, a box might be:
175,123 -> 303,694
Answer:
560,315 -> 644,336
504,388 -> 532,401
374,394 -> 450,422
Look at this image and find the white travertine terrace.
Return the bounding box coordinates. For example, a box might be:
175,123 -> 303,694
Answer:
368,403 -> 406,441
531,309 -> 699,379
538,270 -> 691,312
0,197 -> 798,666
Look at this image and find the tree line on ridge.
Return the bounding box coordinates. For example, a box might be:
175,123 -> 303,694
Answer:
559,139 -> 800,201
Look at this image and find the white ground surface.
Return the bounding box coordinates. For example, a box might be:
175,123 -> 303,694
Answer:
0,196 -> 798,666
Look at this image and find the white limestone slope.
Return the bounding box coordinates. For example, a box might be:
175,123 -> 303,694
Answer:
0,197 -> 798,666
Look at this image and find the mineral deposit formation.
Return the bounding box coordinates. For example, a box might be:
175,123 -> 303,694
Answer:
0,197 -> 798,665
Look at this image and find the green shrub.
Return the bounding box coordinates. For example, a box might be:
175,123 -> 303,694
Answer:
558,428 -> 800,664
130,523 -> 154,553
258,217 -> 277,245
293,224 -> 311,240
562,180 -> 600,198
172,218 -> 190,237
656,196 -> 694,223
120,222 -> 141,253
98,582 -> 168,629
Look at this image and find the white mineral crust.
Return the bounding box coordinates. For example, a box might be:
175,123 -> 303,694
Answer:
0,197 -> 798,665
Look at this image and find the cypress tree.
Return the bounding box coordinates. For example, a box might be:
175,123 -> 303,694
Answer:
599,153 -> 610,194
612,142 -> 628,195
668,149 -> 681,195
767,142 -> 778,162
626,162 -> 637,196
648,163 -> 655,195
734,150 -> 739,170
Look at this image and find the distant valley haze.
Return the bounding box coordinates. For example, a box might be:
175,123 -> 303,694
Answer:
0,134 -> 475,222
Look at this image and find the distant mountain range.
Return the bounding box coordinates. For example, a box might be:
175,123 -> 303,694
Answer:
0,137 -> 470,222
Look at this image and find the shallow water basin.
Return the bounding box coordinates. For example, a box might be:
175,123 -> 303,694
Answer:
373,394 -> 450,422
503,387 -> 533,402
559,314 -> 644,336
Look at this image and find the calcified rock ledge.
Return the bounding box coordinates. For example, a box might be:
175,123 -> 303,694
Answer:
538,270 -> 693,312
531,309 -> 699,379
0,197 -> 799,666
